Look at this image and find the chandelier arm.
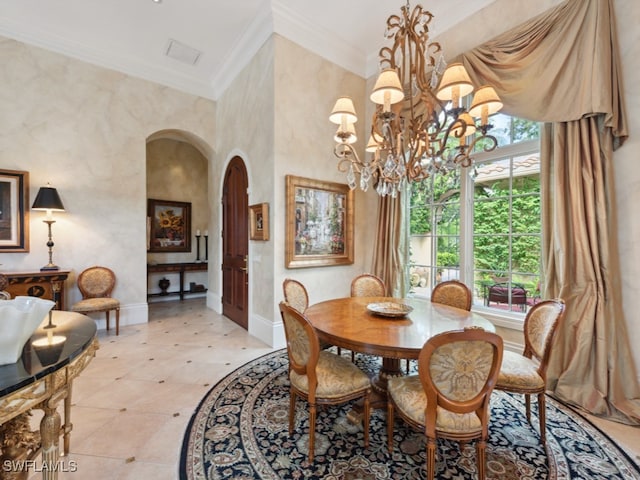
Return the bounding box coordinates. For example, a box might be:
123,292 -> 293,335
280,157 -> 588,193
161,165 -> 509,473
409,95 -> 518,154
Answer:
468,134 -> 499,154
333,144 -> 364,173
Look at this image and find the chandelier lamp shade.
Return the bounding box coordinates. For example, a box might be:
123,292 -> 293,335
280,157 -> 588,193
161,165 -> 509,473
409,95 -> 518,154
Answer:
330,1 -> 503,196
31,184 -> 66,271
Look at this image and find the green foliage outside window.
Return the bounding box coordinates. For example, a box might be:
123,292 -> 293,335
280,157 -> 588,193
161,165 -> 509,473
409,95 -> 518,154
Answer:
473,175 -> 541,277
408,115 -> 542,301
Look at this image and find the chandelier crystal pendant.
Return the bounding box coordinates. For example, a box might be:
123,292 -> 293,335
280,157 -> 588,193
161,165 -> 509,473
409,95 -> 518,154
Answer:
330,1 -> 503,197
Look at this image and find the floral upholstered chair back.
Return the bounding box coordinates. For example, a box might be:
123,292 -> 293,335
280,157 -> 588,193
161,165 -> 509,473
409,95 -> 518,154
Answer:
77,266 -> 116,299
419,328 -> 503,432
430,280 -> 472,311
0,274 -> 10,300
350,274 -> 386,297
282,278 -> 309,314
279,302 -> 318,375
523,299 -> 565,365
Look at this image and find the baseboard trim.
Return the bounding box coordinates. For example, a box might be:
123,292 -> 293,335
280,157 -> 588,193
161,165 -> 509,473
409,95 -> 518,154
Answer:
89,302 -> 148,332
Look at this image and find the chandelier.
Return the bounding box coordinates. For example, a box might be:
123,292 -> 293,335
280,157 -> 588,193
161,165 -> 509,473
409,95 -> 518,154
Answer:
329,1 -> 503,197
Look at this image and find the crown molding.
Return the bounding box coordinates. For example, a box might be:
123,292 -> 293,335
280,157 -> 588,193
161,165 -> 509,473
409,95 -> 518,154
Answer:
1,1 -> 372,101
271,0 -> 367,79
208,3 -> 274,100
0,16 -> 218,100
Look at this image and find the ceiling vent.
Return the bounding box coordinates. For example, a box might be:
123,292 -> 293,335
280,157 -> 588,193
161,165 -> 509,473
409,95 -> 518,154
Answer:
165,39 -> 202,66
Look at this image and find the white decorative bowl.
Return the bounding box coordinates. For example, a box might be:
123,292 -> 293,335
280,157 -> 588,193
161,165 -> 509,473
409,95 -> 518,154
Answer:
0,296 -> 56,365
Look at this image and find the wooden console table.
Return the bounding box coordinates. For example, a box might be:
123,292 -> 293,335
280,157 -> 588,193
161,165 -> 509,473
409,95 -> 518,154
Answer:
2,270 -> 70,310
147,262 -> 207,300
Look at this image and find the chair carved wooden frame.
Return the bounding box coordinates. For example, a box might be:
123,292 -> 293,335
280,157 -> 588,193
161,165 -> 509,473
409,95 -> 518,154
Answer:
282,278 -> 309,314
387,327 -> 503,480
431,280 -> 472,311
71,266 -> 120,335
278,302 -> 371,462
350,273 -> 386,297
283,278 -> 334,352
495,298 -> 565,444
349,273 -> 386,362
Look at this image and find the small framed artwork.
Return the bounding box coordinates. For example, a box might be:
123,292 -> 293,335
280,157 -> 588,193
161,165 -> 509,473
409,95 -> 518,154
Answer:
147,199 -> 191,252
0,169 -> 29,252
249,203 -> 269,241
285,175 -> 353,268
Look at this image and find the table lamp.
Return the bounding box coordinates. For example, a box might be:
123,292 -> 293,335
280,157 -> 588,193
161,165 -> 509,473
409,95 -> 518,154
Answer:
31,184 -> 65,271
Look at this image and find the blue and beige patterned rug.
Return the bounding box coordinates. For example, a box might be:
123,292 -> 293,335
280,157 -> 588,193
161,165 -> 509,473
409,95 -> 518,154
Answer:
180,349 -> 640,479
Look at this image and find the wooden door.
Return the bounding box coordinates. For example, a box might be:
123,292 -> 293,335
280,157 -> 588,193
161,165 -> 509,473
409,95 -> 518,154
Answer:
221,156 -> 249,329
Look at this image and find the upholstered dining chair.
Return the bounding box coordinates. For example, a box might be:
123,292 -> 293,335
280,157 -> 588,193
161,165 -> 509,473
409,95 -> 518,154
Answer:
431,280 -> 472,311
71,266 -> 120,335
495,298 -> 565,444
278,301 -> 371,462
349,273 -> 386,362
283,278 -> 333,352
0,273 -> 10,300
408,279 -> 474,374
387,327 -> 503,480
282,278 -> 309,314
350,273 -> 386,297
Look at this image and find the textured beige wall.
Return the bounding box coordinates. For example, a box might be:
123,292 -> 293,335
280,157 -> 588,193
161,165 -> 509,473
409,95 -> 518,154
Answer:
146,138 -> 209,262
611,0 -> 640,380
272,35 -> 378,305
214,35 -> 377,346
212,38 -> 275,330
0,37 -> 216,327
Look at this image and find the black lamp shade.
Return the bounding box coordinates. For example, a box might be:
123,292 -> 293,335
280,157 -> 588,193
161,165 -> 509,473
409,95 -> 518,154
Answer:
32,186 -> 65,211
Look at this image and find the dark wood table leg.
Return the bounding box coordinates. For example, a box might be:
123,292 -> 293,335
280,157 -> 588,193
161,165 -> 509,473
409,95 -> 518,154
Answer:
346,357 -> 404,424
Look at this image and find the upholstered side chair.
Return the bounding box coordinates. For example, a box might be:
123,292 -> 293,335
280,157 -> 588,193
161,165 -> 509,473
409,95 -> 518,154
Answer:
278,302 -> 371,462
71,266 -> 120,335
282,278 -> 333,352
349,273 -> 386,362
431,280 -> 472,311
387,327 -> 503,480
350,273 -> 386,297
0,273 -> 10,300
282,278 -> 309,314
412,279 -> 474,374
495,298 -> 565,444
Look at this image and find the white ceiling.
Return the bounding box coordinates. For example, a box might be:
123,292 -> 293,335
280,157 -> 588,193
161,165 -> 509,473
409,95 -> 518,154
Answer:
0,0 -> 495,100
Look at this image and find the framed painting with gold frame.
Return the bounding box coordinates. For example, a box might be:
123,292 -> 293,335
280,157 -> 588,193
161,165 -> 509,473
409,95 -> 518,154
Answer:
285,175 -> 353,268
0,169 -> 29,252
249,203 -> 269,241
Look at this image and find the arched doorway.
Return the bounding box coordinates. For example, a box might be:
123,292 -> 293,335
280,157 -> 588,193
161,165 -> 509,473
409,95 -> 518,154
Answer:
221,156 -> 249,329
146,131 -> 211,302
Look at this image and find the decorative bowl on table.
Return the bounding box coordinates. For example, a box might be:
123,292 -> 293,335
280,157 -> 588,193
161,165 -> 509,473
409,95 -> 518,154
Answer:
0,296 -> 56,365
366,301 -> 413,318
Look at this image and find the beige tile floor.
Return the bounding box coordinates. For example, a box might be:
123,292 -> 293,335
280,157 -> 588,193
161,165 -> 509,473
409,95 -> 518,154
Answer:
27,298 -> 640,479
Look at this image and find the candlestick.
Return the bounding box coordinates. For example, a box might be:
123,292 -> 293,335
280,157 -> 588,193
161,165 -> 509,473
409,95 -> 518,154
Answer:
195,233 -> 201,262
204,234 -> 208,262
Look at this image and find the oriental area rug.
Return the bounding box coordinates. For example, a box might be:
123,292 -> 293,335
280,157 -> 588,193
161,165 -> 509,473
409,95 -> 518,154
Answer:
180,349 -> 640,480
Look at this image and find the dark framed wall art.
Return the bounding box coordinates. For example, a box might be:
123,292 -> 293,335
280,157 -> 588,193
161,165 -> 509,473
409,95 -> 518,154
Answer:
0,169 -> 29,252
249,203 -> 269,241
147,199 -> 192,252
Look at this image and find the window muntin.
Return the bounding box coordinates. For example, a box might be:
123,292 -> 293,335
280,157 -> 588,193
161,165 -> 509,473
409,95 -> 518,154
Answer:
408,115 -> 541,315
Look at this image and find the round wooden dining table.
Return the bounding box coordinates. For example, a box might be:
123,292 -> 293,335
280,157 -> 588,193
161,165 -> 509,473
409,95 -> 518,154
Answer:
305,296 -> 495,412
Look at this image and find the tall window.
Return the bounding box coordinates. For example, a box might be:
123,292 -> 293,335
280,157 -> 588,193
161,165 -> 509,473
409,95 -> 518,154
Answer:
408,114 -> 541,315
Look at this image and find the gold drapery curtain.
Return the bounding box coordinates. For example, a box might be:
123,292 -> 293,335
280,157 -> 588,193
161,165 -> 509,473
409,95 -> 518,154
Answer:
371,193 -> 407,298
457,0 -> 639,424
